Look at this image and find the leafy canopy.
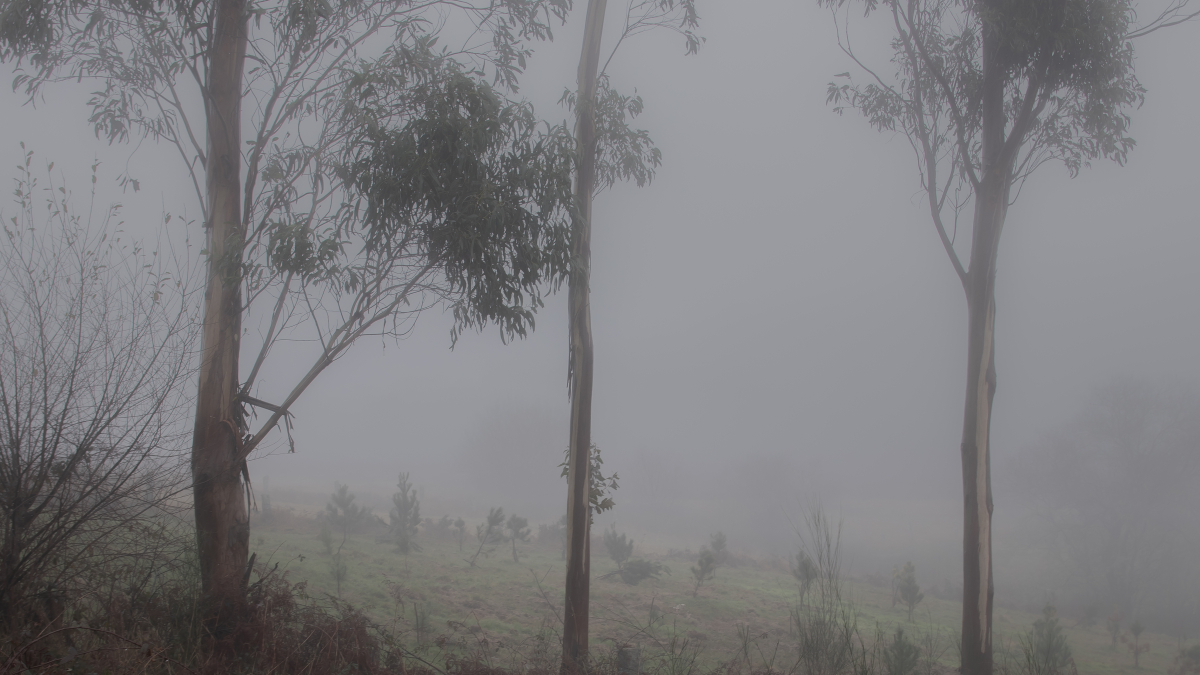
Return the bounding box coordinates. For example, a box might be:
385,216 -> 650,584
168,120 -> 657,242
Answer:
340,63 -> 577,343
0,0 -> 631,457
824,0 -> 1145,245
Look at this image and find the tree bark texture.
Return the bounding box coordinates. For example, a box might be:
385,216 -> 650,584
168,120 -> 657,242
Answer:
192,0 -> 250,629
958,177 -> 1000,675
562,1 -> 606,671
958,18 -> 1011,675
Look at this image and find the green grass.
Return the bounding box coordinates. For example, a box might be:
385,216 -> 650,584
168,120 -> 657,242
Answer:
252,510 -> 1188,674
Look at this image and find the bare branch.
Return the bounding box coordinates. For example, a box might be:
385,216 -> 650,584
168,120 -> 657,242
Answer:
1127,0 -> 1200,38
239,260 -> 437,459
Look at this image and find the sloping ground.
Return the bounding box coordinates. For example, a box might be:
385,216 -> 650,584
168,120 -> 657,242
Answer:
254,509 -> 1186,674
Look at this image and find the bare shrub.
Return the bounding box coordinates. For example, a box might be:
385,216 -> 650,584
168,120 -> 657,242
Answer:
0,151 -> 196,630
788,507 -> 874,675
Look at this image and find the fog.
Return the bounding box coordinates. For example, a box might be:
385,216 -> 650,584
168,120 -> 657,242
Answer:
3,0 -> 1198,635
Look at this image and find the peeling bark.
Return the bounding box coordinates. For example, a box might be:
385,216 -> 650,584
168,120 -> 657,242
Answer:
562,1 -> 607,671
958,24 -> 1009,669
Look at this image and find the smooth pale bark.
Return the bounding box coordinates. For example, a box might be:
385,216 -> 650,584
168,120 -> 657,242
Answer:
958,176 -> 1002,675
562,0 -> 606,671
958,18 -> 1012,674
192,0 -> 250,627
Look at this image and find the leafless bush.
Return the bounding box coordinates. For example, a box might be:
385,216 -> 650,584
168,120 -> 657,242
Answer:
788,507 -> 874,675
0,150 -> 197,629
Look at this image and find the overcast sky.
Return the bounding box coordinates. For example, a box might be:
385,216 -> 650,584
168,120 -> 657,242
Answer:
3,0 -> 1198,583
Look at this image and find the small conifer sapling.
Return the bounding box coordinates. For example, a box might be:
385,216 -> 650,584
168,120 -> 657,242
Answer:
709,531 -> 729,565
391,472 -> 421,554
468,507 -> 506,567
1021,605 -> 1074,675
882,627 -> 921,675
691,549 -> 717,597
791,550 -> 818,607
604,525 -> 635,570
506,513 -> 531,563
897,561 -> 924,621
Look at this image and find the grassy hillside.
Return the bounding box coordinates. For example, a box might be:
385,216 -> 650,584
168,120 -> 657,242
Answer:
253,506 -> 1189,675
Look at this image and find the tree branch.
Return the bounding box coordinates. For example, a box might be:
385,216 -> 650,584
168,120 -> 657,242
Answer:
238,261 -> 437,459
1126,0 -> 1199,38
895,0 -> 981,190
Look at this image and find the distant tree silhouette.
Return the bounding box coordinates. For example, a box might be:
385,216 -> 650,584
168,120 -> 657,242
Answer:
506,514 -> 531,563
897,562 -> 924,621
691,549 -> 717,597
468,508 -> 505,567
390,473 -> 421,554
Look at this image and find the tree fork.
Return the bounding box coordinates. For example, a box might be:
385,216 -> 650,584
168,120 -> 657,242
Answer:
955,15 -> 1016,671
562,0 -> 607,671
192,0 -> 251,630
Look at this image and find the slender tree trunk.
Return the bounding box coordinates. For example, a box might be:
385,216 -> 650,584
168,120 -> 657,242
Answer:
959,21 -> 1009,675
562,1 -> 606,671
958,184 -> 1000,675
192,0 -> 250,630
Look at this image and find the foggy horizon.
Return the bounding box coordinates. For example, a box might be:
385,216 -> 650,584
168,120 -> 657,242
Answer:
2,0 -> 1197,643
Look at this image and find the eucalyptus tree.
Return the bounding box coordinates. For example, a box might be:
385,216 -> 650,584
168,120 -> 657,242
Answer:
0,0 -> 583,623
560,1 -> 697,668
819,0 -> 1195,672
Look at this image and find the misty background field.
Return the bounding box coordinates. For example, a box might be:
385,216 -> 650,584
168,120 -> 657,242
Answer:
1,0 -> 1198,673
248,474 -> 1192,675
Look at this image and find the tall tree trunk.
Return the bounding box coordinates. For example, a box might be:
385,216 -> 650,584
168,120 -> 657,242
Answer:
562,1 -> 606,671
192,0 -> 250,630
958,187 -> 999,675
959,20 -> 1009,674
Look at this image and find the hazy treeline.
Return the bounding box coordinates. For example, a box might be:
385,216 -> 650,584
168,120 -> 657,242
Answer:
1001,379 -> 1200,637
262,374 -> 1200,644
0,0 -> 1198,672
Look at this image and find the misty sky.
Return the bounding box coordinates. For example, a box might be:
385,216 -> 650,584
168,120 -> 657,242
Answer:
3,0 -> 1198,585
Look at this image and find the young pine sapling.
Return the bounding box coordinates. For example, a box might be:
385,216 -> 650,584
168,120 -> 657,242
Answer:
709,531 -> 729,565
597,527 -> 668,585
619,558 -> 668,586
604,525 -> 635,570
325,483 -> 371,539
882,627 -> 921,675
897,561 -> 924,621
691,549 -> 716,597
390,472 -> 421,554
1021,605 -> 1074,675
791,550 -> 818,607
506,513 -> 531,563
323,483 -> 368,596
468,507 -> 506,567
431,515 -> 454,538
